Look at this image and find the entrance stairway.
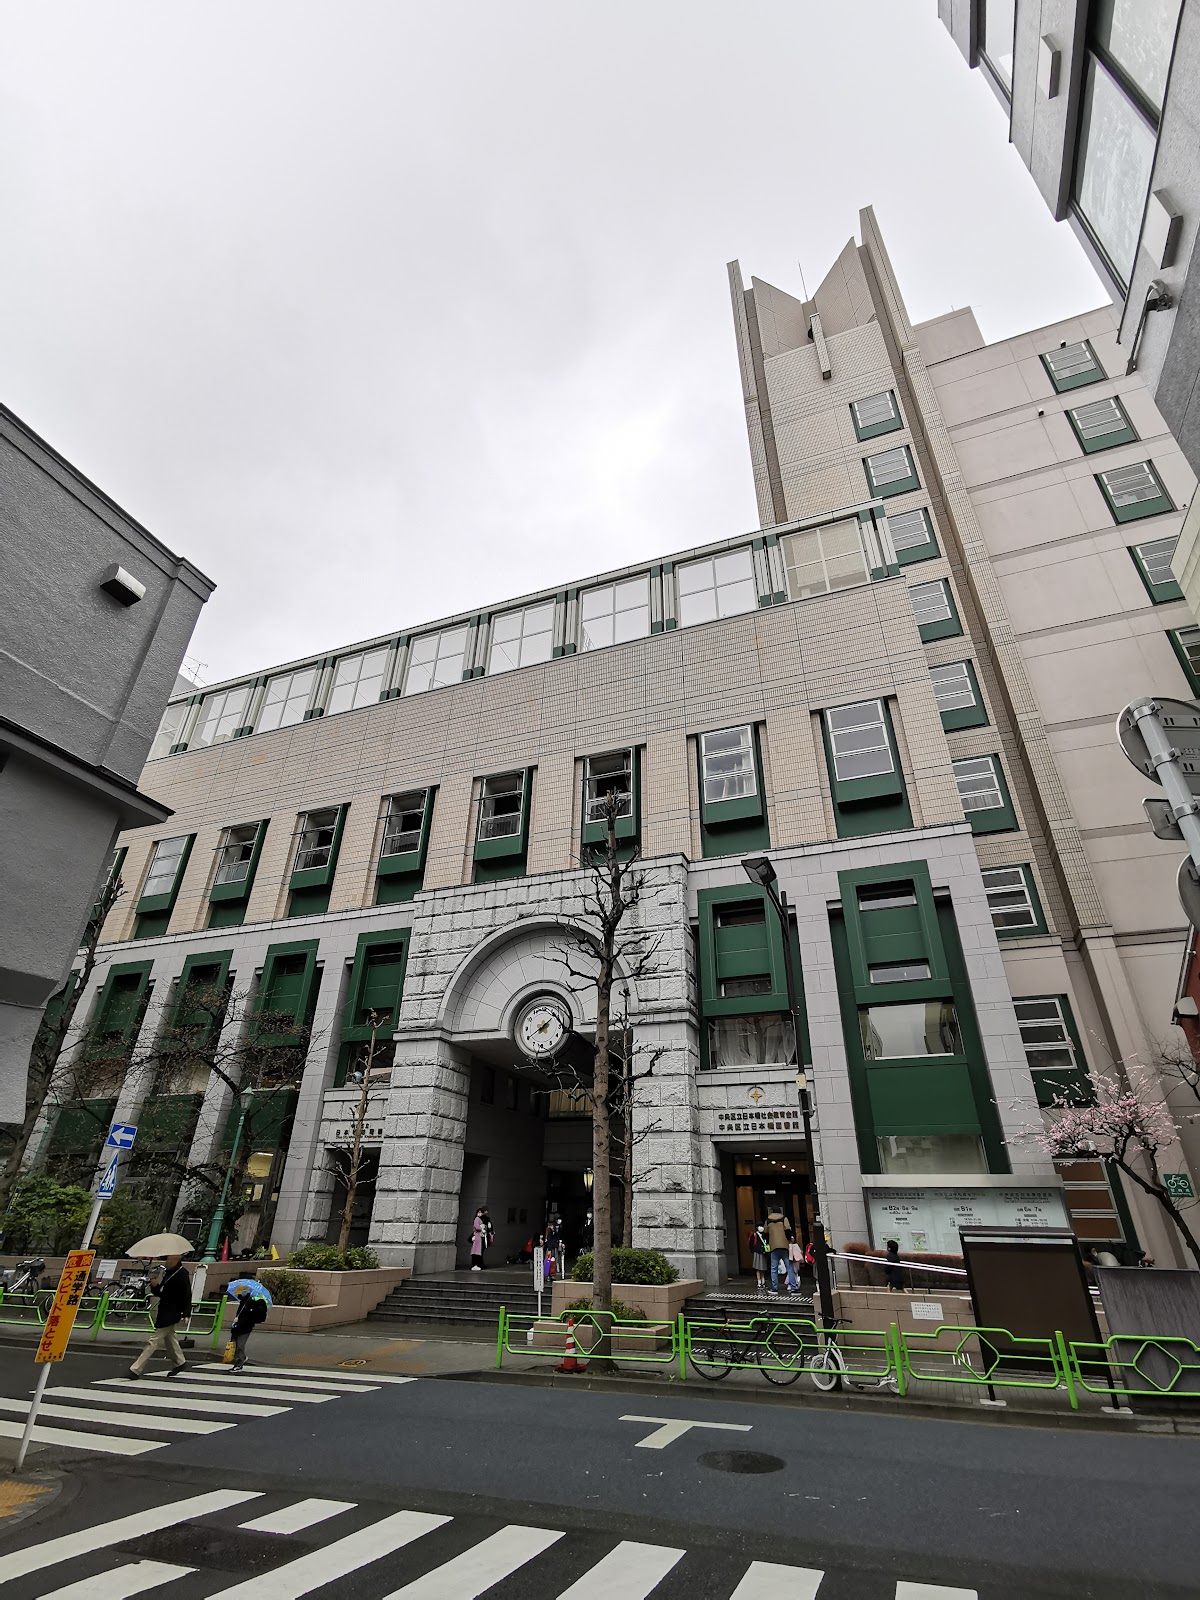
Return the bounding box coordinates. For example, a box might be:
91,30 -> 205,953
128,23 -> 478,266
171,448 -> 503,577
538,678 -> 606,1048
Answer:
683,1279 -> 816,1326
368,1269 -> 541,1330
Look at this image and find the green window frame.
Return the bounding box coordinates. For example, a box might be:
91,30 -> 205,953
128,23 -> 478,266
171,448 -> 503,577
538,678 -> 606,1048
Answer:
1041,340 -> 1105,393
850,390 -> 902,441
887,507 -> 939,566
1130,535 -> 1184,603
375,788 -> 434,903
1014,994 -> 1092,1108
288,805 -> 347,917
930,660 -> 988,731
1097,461 -> 1174,524
341,930 -> 409,1045
696,885 -> 809,1069
208,821 -> 268,927
980,864 -> 1047,938
581,748 -> 640,850
87,961 -> 154,1061
821,701 -> 912,839
952,755 -> 1017,835
474,769 -> 532,879
863,443 -> 920,499
167,950 -> 234,1055
92,845 -> 127,923
1066,394 -> 1137,454
909,578 -> 962,643
254,941 -> 320,1047
1169,626 -> 1200,695
134,835 -> 194,938
697,726 -> 770,858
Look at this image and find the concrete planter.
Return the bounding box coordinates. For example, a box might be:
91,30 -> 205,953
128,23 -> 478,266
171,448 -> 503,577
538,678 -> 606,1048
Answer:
257,1267 -> 410,1332
551,1278 -> 703,1322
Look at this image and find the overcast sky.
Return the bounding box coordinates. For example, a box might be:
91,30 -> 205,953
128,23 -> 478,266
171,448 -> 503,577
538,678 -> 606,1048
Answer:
2,2 -> 1105,688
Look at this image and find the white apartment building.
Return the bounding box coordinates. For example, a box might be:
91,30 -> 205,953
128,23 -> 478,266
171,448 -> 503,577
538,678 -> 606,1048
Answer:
47,208 -> 1199,1281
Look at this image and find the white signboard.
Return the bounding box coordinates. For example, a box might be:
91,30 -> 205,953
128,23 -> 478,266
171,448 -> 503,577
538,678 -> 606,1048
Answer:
868,1187 -> 1068,1256
910,1301 -> 943,1321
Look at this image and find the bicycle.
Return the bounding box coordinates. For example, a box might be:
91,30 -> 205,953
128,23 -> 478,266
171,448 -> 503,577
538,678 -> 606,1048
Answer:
806,1316 -> 899,1394
688,1309 -> 816,1386
2,1258 -> 45,1296
106,1272 -> 154,1323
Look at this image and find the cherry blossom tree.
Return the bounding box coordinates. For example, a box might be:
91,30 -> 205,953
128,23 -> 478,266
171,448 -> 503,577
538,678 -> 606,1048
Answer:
1037,1071 -> 1200,1269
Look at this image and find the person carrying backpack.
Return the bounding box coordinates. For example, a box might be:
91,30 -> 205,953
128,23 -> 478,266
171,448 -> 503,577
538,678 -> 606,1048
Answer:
229,1289 -> 269,1372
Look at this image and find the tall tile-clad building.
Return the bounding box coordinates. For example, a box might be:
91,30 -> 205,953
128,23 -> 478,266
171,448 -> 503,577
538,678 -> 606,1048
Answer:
54,209 -> 1198,1279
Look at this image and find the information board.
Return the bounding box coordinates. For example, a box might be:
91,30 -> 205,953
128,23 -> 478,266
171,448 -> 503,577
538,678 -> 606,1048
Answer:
36,1250 -> 95,1364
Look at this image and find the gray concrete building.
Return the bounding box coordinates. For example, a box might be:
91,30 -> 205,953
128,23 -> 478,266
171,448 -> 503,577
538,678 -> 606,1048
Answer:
0,405 -> 214,1120
42,209 -> 1200,1280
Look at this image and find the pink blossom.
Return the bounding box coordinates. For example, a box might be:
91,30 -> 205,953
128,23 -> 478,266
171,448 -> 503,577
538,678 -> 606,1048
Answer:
1037,1070 -> 1179,1160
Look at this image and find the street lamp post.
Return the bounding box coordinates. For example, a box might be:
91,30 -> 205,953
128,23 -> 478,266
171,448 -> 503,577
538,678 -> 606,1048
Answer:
742,855 -> 834,1328
201,1088 -> 254,1264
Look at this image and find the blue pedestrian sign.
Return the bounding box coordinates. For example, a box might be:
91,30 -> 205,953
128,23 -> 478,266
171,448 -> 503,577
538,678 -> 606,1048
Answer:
106,1122 -> 137,1150
97,1153 -> 119,1199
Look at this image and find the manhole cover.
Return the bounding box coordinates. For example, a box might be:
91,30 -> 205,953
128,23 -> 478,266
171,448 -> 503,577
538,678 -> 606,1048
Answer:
698,1450 -> 785,1474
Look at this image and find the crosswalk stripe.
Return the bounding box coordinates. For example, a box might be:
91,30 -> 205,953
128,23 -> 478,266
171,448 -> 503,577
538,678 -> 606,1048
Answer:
190,1373 -> 382,1396
202,1509 -> 450,1598
100,1378 -> 335,1404
49,1385 -> 286,1418
0,1396 -> 232,1435
895,1586 -> 977,1599
0,1488 -> 260,1582
42,1558 -> 195,1598
382,1525 -> 565,1599
730,1560 -> 826,1599
240,1498 -> 357,1534
556,1539 -> 685,1598
199,1362 -> 413,1388
0,1417 -> 162,1456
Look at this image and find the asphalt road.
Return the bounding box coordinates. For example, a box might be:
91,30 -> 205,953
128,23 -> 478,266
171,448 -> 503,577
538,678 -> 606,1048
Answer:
0,1343 -> 1196,1596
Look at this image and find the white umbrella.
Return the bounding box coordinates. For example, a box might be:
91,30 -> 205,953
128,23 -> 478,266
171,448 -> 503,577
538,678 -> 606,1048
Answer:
125,1232 -> 195,1259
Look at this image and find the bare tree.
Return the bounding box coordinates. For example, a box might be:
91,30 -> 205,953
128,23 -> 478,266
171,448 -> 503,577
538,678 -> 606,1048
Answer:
0,871 -> 125,1214
325,1011 -> 389,1255
608,1005 -> 663,1248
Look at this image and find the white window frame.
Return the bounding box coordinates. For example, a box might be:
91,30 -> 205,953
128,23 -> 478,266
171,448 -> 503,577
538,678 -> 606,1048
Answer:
149,702 -> 190,760
676,548 -> 757,627
952,755 -> 1005,813
780,519 -> 869,601
579,577 -> 650,651
1134,535 -> 1180,588
488,602 -> 555,674
478,772 -> 526,841
852,391 -> 899,432
1043,341 -> 1102,387
256,667 -> 319,733
213,823 -> 259,887
887,508 -> 935,553
981,865 -> 1038,932
1067,395 -> 1127,444
380,790 -> 428,858
1013,996 -> 1078,1076
143,836 -> 190,899
404,626 -> 470,695
1100,461 -> 1168,511
327,648 -> 390,716
825,700 -> 895,782
584,750 -> 634,822
699,726 -> 757,804
190,685 -> 252,749
294,808 -> 340,874
864,444 -> 917,492
909,579 -> 953,627
929,662 -> 979,714
1173,625 -> 1200,679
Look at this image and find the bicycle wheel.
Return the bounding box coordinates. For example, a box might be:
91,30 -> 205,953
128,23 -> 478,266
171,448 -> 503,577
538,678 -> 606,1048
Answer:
760,1323 -> 805,1386
808,1341 -> 847,1393
688,1338 -> 734,1381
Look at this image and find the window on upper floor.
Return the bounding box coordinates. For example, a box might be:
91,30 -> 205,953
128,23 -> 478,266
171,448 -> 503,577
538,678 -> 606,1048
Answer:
327,648 -> 390,715
859,1001 -> 964,1060
825,701 -> 895,782
980,0 -> 1016,94
930,662 -> 977,715
952,755 -> 1015,832
863,444 -> 919,499
1066,395 -> 1137,454
149,702 -> 189,760
1093,0 -> 1180,116
780,520 -> 868,601
887,507 -> 937,564
699,726 -> 757,805
856,882 -> 917,912
676,548 -> 756,627
190,685 -> 252,749
909,578 -> 962,641
1131,535 -> 1184,603
584,750 -> 634,823
1014,997 -> 1077,1076
1169,625 -> 1200,694
404,626 -> 469,694
478,773 -> 525,841
256,667 -> 318,733
1041,340 -> 1105,393
213,824 -> 260,887
294,809 -> 340,874
850,390 -> 901,441
381,791 -> 429,859
1098,461 -> 1174,524
489,602 -> 555,673
981,864 -> 1046,936
1073,50 -> 1159,289
143,836 -> 191,899
579,576 -> 650,650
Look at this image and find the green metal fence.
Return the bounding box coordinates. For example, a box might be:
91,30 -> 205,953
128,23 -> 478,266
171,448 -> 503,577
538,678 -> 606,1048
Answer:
1062,1333 -> 1200,1404
496,1307 -> 682,1372
895,1324 -> 1063,1395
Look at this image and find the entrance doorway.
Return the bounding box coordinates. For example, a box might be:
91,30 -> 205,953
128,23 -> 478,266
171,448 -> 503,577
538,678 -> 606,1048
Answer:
726,1150 -> 812,1274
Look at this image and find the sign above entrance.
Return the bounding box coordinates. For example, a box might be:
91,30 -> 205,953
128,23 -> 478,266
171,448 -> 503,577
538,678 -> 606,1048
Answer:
867,1187 -> 1068,1256
715,1108 -> 802,1138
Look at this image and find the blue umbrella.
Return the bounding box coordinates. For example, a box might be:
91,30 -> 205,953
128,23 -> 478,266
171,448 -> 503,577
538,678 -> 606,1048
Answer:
225,1277 -> 273,1306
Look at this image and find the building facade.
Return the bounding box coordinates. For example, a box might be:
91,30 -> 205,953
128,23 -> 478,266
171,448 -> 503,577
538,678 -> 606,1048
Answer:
0,405 -> 213,1122
935,1 -> 1200,613
49,210 -> 1199,1279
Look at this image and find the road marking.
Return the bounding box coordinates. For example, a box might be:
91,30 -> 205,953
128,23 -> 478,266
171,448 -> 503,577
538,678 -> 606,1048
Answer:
382,1524 -> 564,1598
100,1379 -> 335,1405
0,1488 -> 260,1582
619,1415 -> 754,1450
42,1559 -> 195,1598
730,1560 -> 826,1599
0,1417 -> 161,1456
49,1385 -> 286,1418
241,1498 -> 357,1535
199,1362 -> 416,1386
895,1586 -> 977,1599
203,1509 -> 449,1598
190,1371 -> 383,1393
0,1395 -> 232,1435
557,1539 -> 685,1597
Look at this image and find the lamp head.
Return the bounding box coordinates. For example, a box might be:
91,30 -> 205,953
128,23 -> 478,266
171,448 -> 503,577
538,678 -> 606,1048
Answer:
742,855 -> 777,889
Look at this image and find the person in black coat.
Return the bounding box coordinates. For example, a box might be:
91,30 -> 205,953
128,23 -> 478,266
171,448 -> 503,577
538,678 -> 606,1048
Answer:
228,1290 -> 269,1372
128,1255 -> 193,1378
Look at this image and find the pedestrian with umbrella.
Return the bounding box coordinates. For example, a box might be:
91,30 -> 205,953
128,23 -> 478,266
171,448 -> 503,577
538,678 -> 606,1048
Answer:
225,1277 -> 273,1373
125,1232 -> 195,1380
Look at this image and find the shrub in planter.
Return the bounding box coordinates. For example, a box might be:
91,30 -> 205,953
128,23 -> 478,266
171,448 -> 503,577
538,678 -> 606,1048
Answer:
342,1246 -> 380,1270
570,1248 -> 678,1286
565,1297 -> 647,1321
260,1269 -> 312,1307
288,1243 -> 344,1271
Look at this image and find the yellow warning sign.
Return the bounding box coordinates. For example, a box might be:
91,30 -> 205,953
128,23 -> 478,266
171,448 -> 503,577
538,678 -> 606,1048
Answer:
35,1250 -> 95,1364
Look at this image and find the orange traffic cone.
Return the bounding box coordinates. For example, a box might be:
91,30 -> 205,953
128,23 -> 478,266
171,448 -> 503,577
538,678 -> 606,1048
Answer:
555,1316 -> 587,1373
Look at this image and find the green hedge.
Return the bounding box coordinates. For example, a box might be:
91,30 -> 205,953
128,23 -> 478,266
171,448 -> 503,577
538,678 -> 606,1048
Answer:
288,1243 -> 381,1271
570,1248 -> 678,1286
259,1268 -> 311,1306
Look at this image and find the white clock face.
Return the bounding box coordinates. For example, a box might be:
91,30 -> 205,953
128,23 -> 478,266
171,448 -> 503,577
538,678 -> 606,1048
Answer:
516,997 -> 570,1059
